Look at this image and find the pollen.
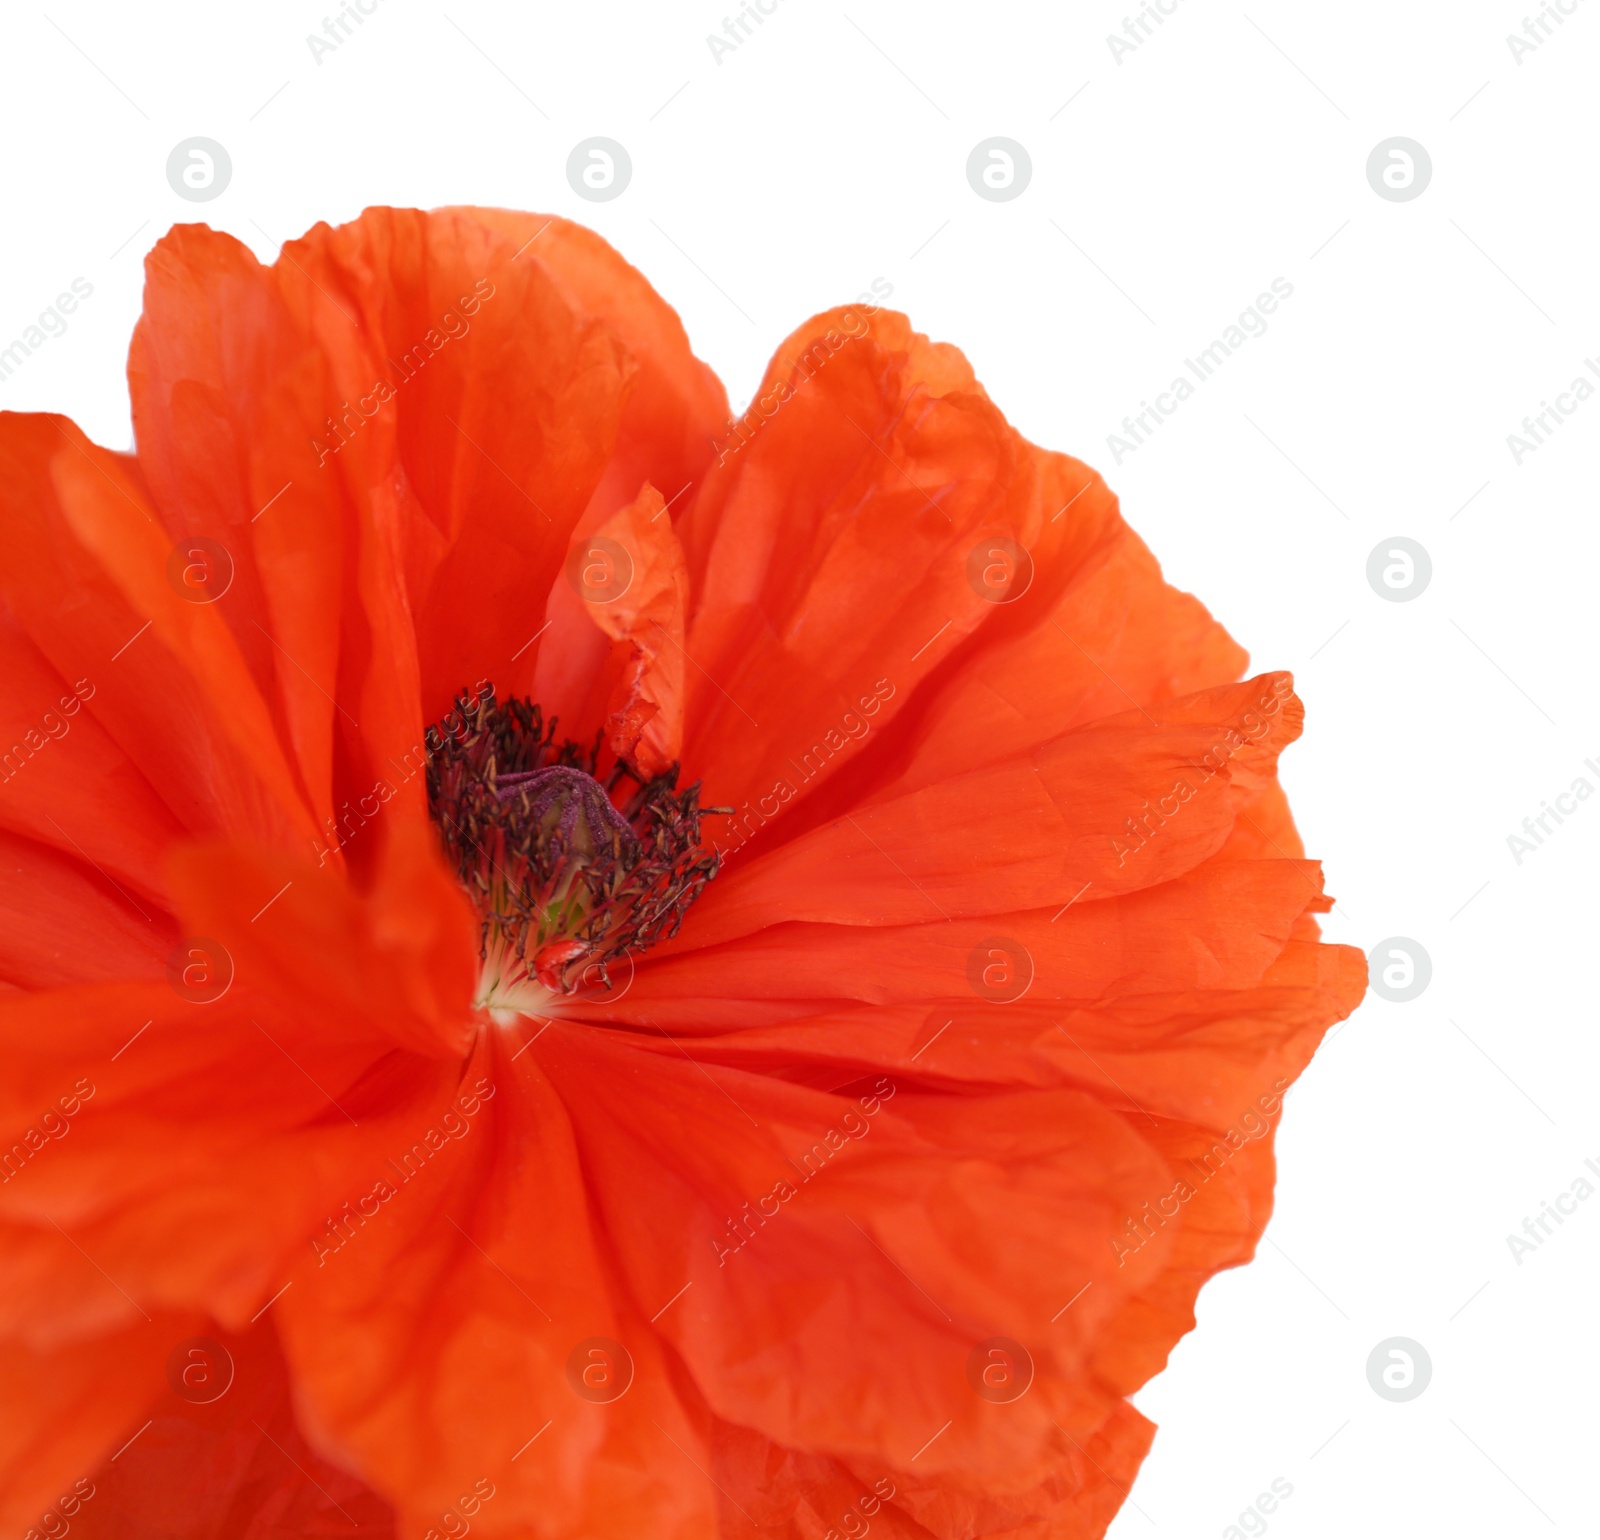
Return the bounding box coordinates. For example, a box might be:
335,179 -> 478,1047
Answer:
424,684 -> 722,1007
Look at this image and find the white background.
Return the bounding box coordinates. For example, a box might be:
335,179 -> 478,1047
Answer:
2,2 -> 1596,1534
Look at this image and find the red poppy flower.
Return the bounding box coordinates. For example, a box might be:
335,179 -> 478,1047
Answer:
0,207 -> 1364,1539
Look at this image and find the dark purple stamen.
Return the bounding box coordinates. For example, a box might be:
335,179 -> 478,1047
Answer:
424,684 -> 721,994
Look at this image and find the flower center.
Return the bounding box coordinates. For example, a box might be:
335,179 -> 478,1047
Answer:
424,684 -> 722,1018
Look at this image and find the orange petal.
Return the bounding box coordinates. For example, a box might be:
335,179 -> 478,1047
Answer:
572,483 -> 690,777
276,1031 -> 717,1538
129,224 -> 350,841
681,675 -> 1303,944
884,461 -> 1250,799
0,1316 -> 196,1538
0,979 -> 439,1337
458,208 -> 729,526
166,827 -> 479,1062
0,415 -> 317,852
606,857 -> 1333,1030
0,828 -> 175,990
70,1319 -> 396,1539
279,208 -> 632,724
0,617 -> 184,910
532,1025 -> 1163,1496
617,949 -> 1366,1130
673,308 -> 1054,816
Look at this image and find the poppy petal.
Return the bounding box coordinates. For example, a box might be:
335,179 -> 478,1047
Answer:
281,208 -> 633,723
679,675 -> 1303,945
0,1318 -> 196,1538
884,466 -> 1250,798
275,1035 -> 718,1538
0,415 -> 317,850
456,208 -> 729,524
532,1027 -> 1161,1495
0,829 -> 175,989
0,617 -> 184,909
129,224 -> 349,839
603,857 -> 1334,1030
674,309 -> 1053,814
537,482 -> 691,778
